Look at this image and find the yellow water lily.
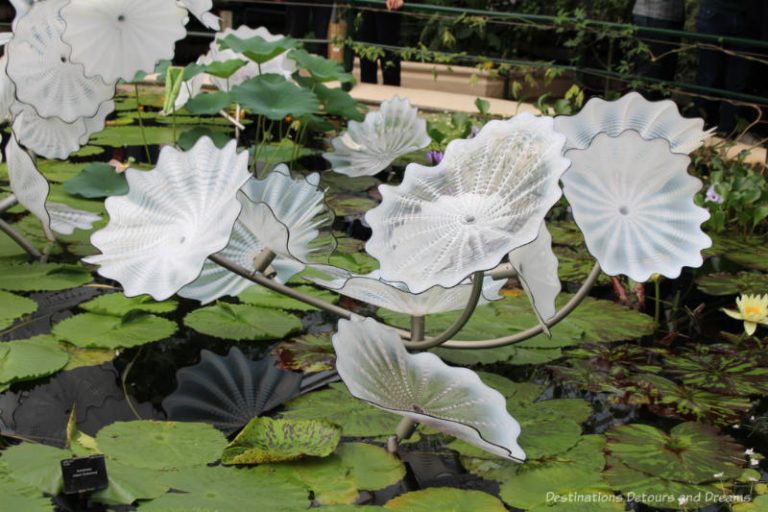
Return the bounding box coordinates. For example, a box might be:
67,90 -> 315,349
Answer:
722,294 -> 768,335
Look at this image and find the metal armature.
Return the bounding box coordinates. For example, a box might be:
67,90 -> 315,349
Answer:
208,254 -> 602,351
0,194 -> 45,261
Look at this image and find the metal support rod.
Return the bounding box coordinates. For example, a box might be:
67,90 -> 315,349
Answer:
219,109 -> 246,131
388,314 -> 425,453
440,263 -> 602,349
410,316 -> 425,342
0,195 -> 18,214
252,249 -> 276,274
0,218 -> 43,260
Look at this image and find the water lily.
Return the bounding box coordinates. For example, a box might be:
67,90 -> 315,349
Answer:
705,184 -> 723,204
722,294 -> 768,335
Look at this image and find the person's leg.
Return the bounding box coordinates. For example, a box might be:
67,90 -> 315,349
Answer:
632,15 -> 682,99
358,12 -> 378,84
286,6 -> 309,41
375,11 -> 402,86
719,10 -> 756,132
695,5 -> 727,127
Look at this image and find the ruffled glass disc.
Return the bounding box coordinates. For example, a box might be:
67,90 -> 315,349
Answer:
84,137 -> 251,301
307,265 -> 504,316
179,166 -> 333,303
324,96 -> 431,177
6,0 -> 115,123
365,113 -> 570,293
334,318 -> 526,462
554,92 -> 714,154
507,222 -> 561,332
61,0 -> 187,83
0,56 -> 14,122
47,202 -> 101,235
562,130 -> 711,282
6,135 -> 50,229
179,0 -> 220,30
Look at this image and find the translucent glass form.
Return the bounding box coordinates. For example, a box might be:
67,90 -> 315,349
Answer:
554,92 -> 714,154
6,0 -> 115,123
366,113 -> 570,293
6,135 -> 50,228
163,348 -> 302,435
179,0 -> 220,30
334,318 -> 526,461
0,56 -> 13,122
61,0 -> 187,83
47,202 -> 101,235
562,131 -> 711,282
308,265 -> 504,316
84,137 -> 251,301
324,96 -> 431,177
179,167 -> 333,303
507,223 -> 561,332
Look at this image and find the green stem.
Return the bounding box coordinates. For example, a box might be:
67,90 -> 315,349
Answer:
134,83 -> 152,164
172,105 -> 177,146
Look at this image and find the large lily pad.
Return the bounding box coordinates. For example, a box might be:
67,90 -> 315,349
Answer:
707,233 -> 768,271
64,163 -> 128,199
231,74 -> 319,121
79,293 -> 178,316
37,160 -> 87,183
0,443 -> 68,494
91,460 -> 169,506
0,472 -> 52,512
222,417 -> 341,464
90,126 -> 177,147
183,303 -> 302,341
238,285 -> 338,312
273,334 -> 336,373
664,351 -> 768,396
606,422 -> 744,485
52,312 -> 177,349
0,262 -> 93,291
280,382 -> 401,437
384,488 -> 507,512
95,420 -> 227,471
0,290 -> 37,330
695,272 -> 768,296
0,336 -> 70,391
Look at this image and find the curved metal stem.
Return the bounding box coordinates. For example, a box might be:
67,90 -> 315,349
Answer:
0,218 -> 42,260
439,263 -> 602,349
0,195 -> 18,214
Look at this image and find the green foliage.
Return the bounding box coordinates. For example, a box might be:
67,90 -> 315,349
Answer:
64,163 -> 128,198
0,290 -> 37,330
289,49 -> 354,83
272,334 -> 336,373
183,302 -> 303,341
695,272 -> 768,296
79,293 -> 177,316
219,34 -> 298,64
238,285 -> 338,311
52,311 -> 177,349
384,488 -> 507,511
0,336 -> 69,392
426,111 -> 474,147
232,74 -> 320,121
0,262 -> 93,291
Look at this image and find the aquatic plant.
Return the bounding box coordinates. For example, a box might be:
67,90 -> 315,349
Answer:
722,294 -> 768,336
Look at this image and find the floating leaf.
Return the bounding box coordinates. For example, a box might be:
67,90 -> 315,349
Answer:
91,460 -> 169,506
219,33 -> 298,64
0,443 -> 68,495
665,351 -> 768,396
231,74 -> 319,121
64,163 -> 128,199
289,49 -> 353,83
79,293 -> 178,316
238,285 -> 338,311
183,302 -> 302,341
96,420 -> 227,471
696,272 -> 768,296
0,290 -> 37,330
0,472 -> 52,512
273,334 -> 336,373
90,125 -> 177,147
0,336 -> 70,390
706,233 -> 768,272
222,417 -> 341,464
384,488 -> 507,512
0,262 -> 93,291
38,159 -> 90,182
52,312 -> 177,349
176,126 -> 232,150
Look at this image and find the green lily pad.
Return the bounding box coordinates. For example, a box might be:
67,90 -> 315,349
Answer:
0,443 -> 69,495
253,139 -> 314,166
222,417 -> 341,465
0,335 -> 70,390
64,163 -> 128,198
231,74 -> 319,121
0,262 -> 93,291
0,290 -> 37,330
142,465 -> 309,511
238,284 -> 338,311
90,125 -> 177,147
280,382 -> 401,437
707,233 -> 768,271
664,351 -> 768,395
0,472 -> 52,512
289,49 -> 354,83
183,302 -> 302,341
607,422 -> 744,485
79,293 -> 178,316
477,372 -> 543,403
48,183 -> 107,213
696,272 -> 768,296
272,334 -> 336,373
37,160 -> 89,182
52,311 -> 177,349
91,460 -> 170,506
96,420 -> 227,471
384,488 -> 507,511
324,251 -> 379,273
327,194 -> 379,217
60,342 -> 116,371
320,173 -> 381,194
176,126 -> 232,150
220,34 -> 297,64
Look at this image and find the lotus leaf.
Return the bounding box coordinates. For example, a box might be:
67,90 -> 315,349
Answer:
315,83 -> 365,121
64,163 -> 129,199
90,126 -> 178,147
96,420 -> 227,471
289,49 -> 354,83
222,417 -> 341,464
219,33 -> 297,64
0,290 -> 37,330
177,126 -> 232,150
238,285 -> 338,311
52,312 -> 177,349
183,303 -> 302,341
184,90 -> 233,115
696,272 -> 768,296
0,336 -> 70,390
384,488 -> 507,512
231,74 -> 319,121
38,159 -> 90,182
0,262 -> 92,291
79,293 -> 178,316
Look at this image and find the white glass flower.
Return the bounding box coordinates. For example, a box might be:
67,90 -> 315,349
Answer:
61,0 -> 187,83
5,0 -> 115,123
324,96 -> 431,177
562,130 -> 711,282
307,265 -> 504,316
179,0 -> 220,30
554,92 -> 714,154
507,222 -> 561,332
0,56 -> 14,122
10,0 -> 34,28
334,317 -> 526,462
84,137 -> 251,301
366,113 -> 570,293
179,166 -> 333,303
47,202 -> 101,235
5,135 -> 50,229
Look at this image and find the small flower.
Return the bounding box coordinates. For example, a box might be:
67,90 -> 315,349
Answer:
426,150 -> 444,166
713,472 -> 724,478
108,159 -> 130,173
722,294 -> 768,336
705,184 -> 723,204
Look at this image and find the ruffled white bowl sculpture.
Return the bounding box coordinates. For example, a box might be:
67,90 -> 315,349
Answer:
554,91 -> 714,154
179,166 -> 334,303
47,203 -> 101,236
84,137 -> 251,300
334,317 -> 526,462
562,130 -> 711,282
324,96 -> 431,177
308,265 -> 504,316
5,135 -> 50,229
366,112 -> 570,293
61,0 -> 187,83
179,0 -> 220,30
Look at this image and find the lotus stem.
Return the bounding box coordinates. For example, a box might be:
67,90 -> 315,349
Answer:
0,195 -> 18,214
235,104 -> 241,140
219,110 -> 246,131
0,218 -> 43,260
133,83 -> 152,164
